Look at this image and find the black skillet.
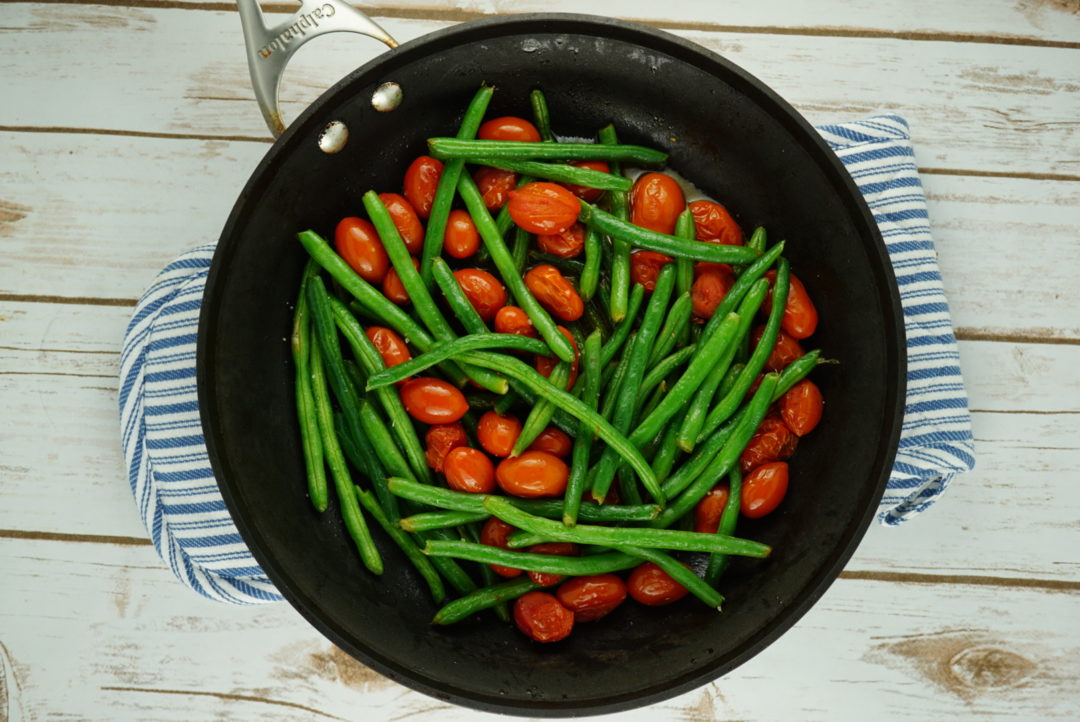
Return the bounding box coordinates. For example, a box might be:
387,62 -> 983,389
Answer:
198,9 -> 906,716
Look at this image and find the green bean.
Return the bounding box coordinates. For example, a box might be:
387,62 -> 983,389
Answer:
424,539 -> 642,575
428,138 -> 668,164
697,258 -> 790,442
365,333 -> 547,391
420,85 -> 493,286
653,373 -> 779,529
417,527 -> 478,595
334,411 -> 384,485
638,345 -> 697,409
696,241 -> 784,347
504,531 -> 548,549
387,477 -> 659,523
433,577 -> 541,625
400,510 -> 490,533
678,278 -> 769,452
530,88 -> 554,142
590,264 -> 676,503
457,174 -> 576,363
718,362 -> 745,401
705,466 -> 743,586
628,311 -> 742,447
485,497 -> 770,557
617,545 -> 723,609
579,226 -> 602,302
506,381 -> 577,434
673,209 -> 696,304
579,202 -> 760,264
470,157 -> 631,191
291,261 -> 327,512
599,334 -> 634,422
495,174 -> 534,240
334,379 -> 399,520
512,361 -> 570,456
431,257 -> 489,335
510,226 -> 530,278
734,226 -> 767,276
355,488 -> 445,603
306,338 -> 382,574
600,283 -> 644,366
476,561 -> 511,622
342,364 -> 413,512
597,124 -> 632,322
528,252 -> 585,278
635,383 -> 667,428
650,408 -> 686,485
647,292 -> 693,367
563,330 -> 602,525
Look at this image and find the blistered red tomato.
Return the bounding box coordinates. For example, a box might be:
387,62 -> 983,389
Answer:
507,182 -> 580,235
630,250 -> 674,293
691,265 -> 736,319
526,542 -> 577,587
399,377 -> 469,424
556,574 -> 627,622
496,451 -> 569,498
536,221 -> 585,258
443,209 -> 481,259
403,155 -> 443,219
477,411 -> 522,458
561,160 -> 610,202
627,562 -> 689,606
382,257 -> 419,305
693,484 -> 731,534
365,327 -> 412,383
688,199 -> 743,246
739,414 -> 798,473
764,270 -> 818,339
513,591 -> 574,642
335,217 -> 388,283
630,172 -> 685,235
753,325 -> 805,372
480,517 -> 521,578
494,306 -> 537,338
443,447 -> 496,494
378,192 -> 424,255
526,427 -> 573,459
474,166 -> 518,212
741,461 -> 789,519
524,264 -> 583,322
424,423 -> 468,473
478,116 -> 541,143
780,379 -> 824,436
452,268 -> 507,322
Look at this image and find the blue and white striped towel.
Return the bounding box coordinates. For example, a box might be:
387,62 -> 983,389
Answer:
119,115 -> 974,604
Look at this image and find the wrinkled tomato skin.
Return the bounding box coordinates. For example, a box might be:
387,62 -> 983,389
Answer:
688,200 -> 743,246
764,270 -> 819,339
508,182 -> 581,235
627,562 -> 690,606
477,411 -> 522,458
630,172 -> 685,235
335,217 -> 389,284
474,166 -> 518,212
536,222 -> 586,258
524,265 -> 583,322
378,192 -> 424,255
365,327 -> 412,385
399,377 -> 469,424
556,574 -> 628,622
753,325 -> 806,372
780,379 -> 824,437
526,542 -> 578,587
443,447 -> 496,494
403,156 -> 443,219
478,116 -> 541,143
382,257 -> 419,305
694,484 -> 731,534
740,414 -> 798,473
741,461 -> 789,519
527,427 -> 573,458
480,517 -> 522,578
534,326 -> 579,387
444,209 -> 481,259
561,160 -> 610,202
691,265 -> 736,319
496,451 -> 569,498
424,423 -> 468,472
513,591 -> 574,642
453,268 -> 507,321
494,306 -> 537,338
630,250 -> 674,293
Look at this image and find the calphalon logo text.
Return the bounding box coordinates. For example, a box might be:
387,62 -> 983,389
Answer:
258,4 -> 336,58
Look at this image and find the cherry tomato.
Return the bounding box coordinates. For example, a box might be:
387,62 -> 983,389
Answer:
424,423 -> 468,473
688,199 -> 743,246
365,326 -> 412,385
780,379 -> 824,437
474,166 -> 518,212
496,451 -> 569,498
535,326 -> 579,387
524,264 -> 583,322
477,411 -> 522,458
453,268 -> 507,322
627,562 -> 689,606
741,461 -> 789,519
691,265 -> 736,319
382,257 -> 419,305
403,155 -> 443,219
399,377 -> 469,424
752,325 -> 805,372
536,221 -> 585,258
560,160 -> 610,202
556,574 -> 628,622
739,414 -> 798,473
763,270 -> 818,339
480,517 -> 522,578
335,217 -> 389,283
513,591 -> 574,642
526,427 -> 573,458
693,484 -> 731,534
478,116 -> 541,143
630,250 -> 674,293
443,447 -> 496,494
443,209 -> 481,259
494,306 -> 538,338
378,192 -> 424,255
526,542 -> 578,587
630,172 -> 685,235
507,182 -> 580,235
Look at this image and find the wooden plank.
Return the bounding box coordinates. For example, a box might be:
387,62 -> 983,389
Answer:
0,537 -> 1076,720
1,6 -> 1079,176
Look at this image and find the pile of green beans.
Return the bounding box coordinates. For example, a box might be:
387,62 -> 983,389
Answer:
288,85 -> 830,628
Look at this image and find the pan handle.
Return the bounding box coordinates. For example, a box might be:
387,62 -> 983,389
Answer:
236,0 -> 398,137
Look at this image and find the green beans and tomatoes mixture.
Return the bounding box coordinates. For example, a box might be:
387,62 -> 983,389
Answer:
291,85 -> 826,643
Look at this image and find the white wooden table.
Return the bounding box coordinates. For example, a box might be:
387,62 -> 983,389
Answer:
2,1 -> 1079,719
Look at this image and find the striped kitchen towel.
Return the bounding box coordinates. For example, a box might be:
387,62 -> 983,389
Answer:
118,114 -> 974,603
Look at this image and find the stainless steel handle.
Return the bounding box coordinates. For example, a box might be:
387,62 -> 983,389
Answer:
236,0 -> 398,137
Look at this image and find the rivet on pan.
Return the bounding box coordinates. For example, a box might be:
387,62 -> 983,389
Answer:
318,121 -> 349,154
372,82 -> 403,112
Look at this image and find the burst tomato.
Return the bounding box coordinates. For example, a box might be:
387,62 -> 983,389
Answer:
524,265 -> 583,322
474,166 -> 518,212
443,447 -> 496,494
480,517 -> 522,578
691,265 -> 736,319
453,268 -> 507,321
780,379 -> 824,436
630,250 -> 674,292
630,172 -> 685,235
424,423 -> 468,473
688,199 -> 743,246
536,222 -> 586,258
560,160 -> 610,202
513,591 -> 574,642
477,411 -> 522,458
556,574 -> 627,622
739,414 -> 798,473
627,562 -> 689,606
494,306 -> 537,338
507,182 -> 580,235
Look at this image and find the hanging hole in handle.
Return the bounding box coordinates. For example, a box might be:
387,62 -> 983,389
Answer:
371,82 -> 403,112
317,120 -> 349,154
